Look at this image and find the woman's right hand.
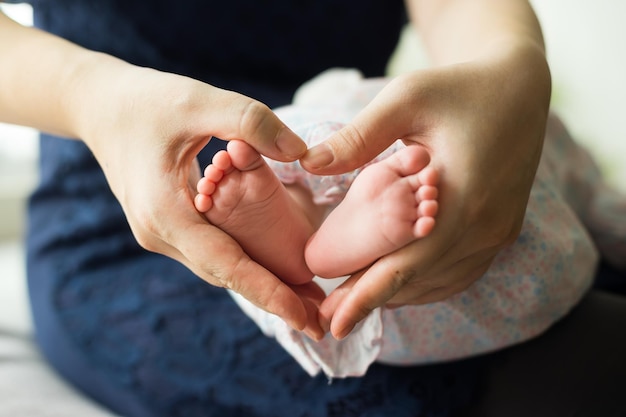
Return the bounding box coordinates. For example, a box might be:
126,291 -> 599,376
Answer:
0,14 -> 323,336
72,60 -> 325,336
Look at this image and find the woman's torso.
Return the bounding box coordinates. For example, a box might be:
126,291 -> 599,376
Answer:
27,0 -> 407,278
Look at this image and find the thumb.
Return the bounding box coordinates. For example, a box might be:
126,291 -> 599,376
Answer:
299,81 -> 411,175
205,90 -> 308,162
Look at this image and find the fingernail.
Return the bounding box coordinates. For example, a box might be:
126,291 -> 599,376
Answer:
276,127 -> 307,159
286,317 -> 305,332
319,315 -> 331,335
304,144 -> 334,169
332,322 -> 354,341
303,327 -> 324,342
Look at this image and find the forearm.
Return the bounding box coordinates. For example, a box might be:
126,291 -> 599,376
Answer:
405,0 -> 551,145
406,0 -> 546,65
0,12 -> 133,140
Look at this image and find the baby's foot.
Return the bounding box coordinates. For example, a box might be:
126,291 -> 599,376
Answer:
305,145 -> 438,278
195,140 -> 314,285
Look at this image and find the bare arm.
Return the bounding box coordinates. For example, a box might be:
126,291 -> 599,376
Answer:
0,11 -> 323,336
406,0 -> 546,65
0,12 -> 306,158
307,0 -> 552,339
0,11 -> 94,137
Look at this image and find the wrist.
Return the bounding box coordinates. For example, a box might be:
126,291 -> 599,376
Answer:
495,38 -> 551,114
67,51 -> 143,145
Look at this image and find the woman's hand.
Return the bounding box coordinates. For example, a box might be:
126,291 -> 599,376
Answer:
0,15 -> 324,337
302,43 -> 551,339
76,63 -> 328,335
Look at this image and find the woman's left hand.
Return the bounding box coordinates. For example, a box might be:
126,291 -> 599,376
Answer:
301,43 -> 551,339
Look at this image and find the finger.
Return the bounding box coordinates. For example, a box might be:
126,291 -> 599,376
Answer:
164,211 -> 310,330
206,90 -> 307,162
322,228 -> 504,337
313,166 -> 455,336
317,245 -> 443,339
318,270 -> 366,334
300,78 -> 416,175
386,254 -> 495,306
331,247 -> 497,337
328,259 -> 411,340
301,297 -> 326,341
291,281 -> 327,307
323,234 -> 457,339
289,282 -> 327,340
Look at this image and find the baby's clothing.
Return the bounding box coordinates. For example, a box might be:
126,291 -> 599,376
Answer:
268,73 -> 400,205
267,119 -> 404,205
230,70 -> 626,378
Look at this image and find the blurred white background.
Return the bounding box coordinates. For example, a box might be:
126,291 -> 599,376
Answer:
1,2 -> 625,329
0,3 -> 36,331
0,3 -> 37,242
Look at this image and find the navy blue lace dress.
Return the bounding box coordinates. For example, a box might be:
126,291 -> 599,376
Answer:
24,1 -> 484,415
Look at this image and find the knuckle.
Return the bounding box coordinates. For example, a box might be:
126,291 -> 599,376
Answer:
335,124 -> 369,156
326,124 -> 375,169
133,224 -> 160,252
487,215 -> 524,249
389,268 -> 413,293
132,232 -> 154,252
464,198 -> 525,251
379,257 -> 417,293
238,100 -> 272,139
208,252 -> 248,291
211,268 -> 234,290
353,301 -> 375,322
128,205 -> 169,253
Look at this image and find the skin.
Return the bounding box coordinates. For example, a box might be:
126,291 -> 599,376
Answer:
305,145 -> 439,279
300,0 -> 552,338
0,11 -> 323,336
194,140 -> 439,287
0,0 -> 551,341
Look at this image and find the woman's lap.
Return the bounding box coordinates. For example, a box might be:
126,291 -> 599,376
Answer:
29,250 -> 484,417
30,245 -> 626,417
27,171 -> 626,417
26,136 -> 480,416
